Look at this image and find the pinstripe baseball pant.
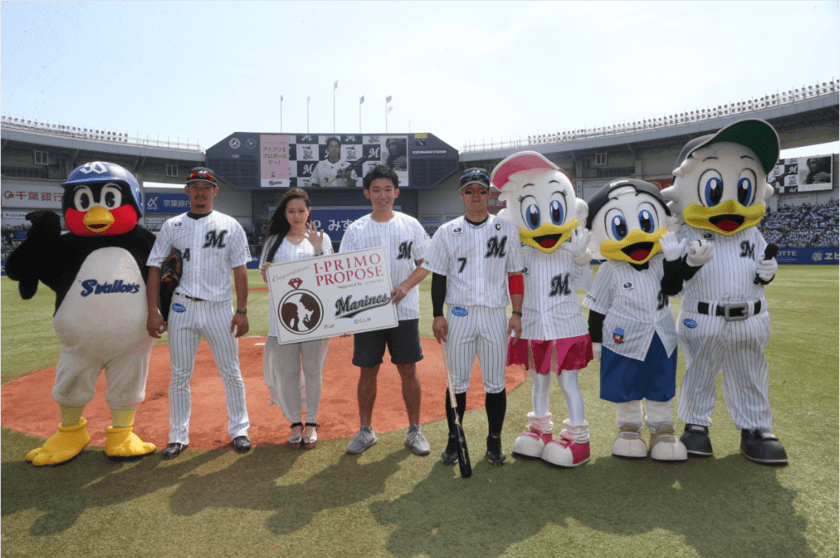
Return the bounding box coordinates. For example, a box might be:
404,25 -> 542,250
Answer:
445,305 -> 507,394
167,296 -> 250,445
677,309 -> 772,430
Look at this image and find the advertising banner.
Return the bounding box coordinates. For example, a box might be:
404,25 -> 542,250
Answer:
265,246 -> 397,344
1,184 -> 64,209
774,246 -> 839,265
769,155 -> 833,193
144,193 -> 191,214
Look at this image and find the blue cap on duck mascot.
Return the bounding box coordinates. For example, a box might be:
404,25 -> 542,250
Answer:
62,162 -> 143,237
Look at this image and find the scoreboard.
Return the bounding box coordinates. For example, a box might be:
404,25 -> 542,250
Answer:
206,132 -> 458,190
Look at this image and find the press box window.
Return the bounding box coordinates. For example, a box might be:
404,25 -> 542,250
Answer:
166,164 -> 178,177
34,151 -> 49,165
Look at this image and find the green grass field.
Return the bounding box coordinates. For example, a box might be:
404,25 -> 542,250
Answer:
2,266 -> 838,557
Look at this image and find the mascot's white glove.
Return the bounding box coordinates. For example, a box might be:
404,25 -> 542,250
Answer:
756,257 -> 778,282
687,240 -> 714,267
658,232 -> 686,262
562,229 -> 593,266
592,342 -> 602,362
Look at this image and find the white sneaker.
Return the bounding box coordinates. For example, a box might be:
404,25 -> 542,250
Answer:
346,425 -> 377,454
649,423 -> 688,462
612,424 -> 647,459
404,424 -> 431,455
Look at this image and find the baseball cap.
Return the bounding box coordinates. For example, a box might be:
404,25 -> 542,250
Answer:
673,119 -> 780,176
187,167 -> 218,186
460,168 -> 492,190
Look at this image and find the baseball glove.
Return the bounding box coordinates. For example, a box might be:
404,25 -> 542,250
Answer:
159,247 -> 182,323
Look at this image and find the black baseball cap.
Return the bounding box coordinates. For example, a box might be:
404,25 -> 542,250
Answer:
586,178 -> 670,230
460,167 -> 492,190
673,119 -> 780,176
187,167 -> 218,186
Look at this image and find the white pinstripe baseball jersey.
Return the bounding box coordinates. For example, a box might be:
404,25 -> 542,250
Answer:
339,212 -> 430,320
260,233 -> 334,337
421,215 -> 524,308
674,224 -> 768,305
583,255 -> 677,361
520,246 -> 589,341
148,211 -> 251,302
309,159 -> 357,187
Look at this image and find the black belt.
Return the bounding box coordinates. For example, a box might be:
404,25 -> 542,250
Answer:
176,293 -> 206,302
697,301 -> 761,321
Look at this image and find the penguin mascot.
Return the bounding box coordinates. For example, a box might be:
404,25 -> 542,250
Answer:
583,178 -> 713,462
493,151 -> 595,468
5,161 -> 157,465
660,119 -> 787,465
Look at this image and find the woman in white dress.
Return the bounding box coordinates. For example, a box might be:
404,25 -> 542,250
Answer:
260,188 -> 333,449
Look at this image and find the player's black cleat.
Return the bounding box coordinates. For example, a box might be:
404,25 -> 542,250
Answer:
740,429 -> 788,465
486,434 -> 506,465
441,433 -> 459,465
680,424 -> 713,457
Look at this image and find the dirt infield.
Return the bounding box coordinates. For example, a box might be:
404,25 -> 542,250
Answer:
1,336 -> 525,450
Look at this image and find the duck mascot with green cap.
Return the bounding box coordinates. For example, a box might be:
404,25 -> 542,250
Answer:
660,118 -> 787,465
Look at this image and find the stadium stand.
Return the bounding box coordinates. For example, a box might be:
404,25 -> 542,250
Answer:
463,78 -> 840,153
760,200 -> 840,248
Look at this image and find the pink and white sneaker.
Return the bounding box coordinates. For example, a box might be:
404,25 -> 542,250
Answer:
512,412 -> 553,459
541,420 -> 591,468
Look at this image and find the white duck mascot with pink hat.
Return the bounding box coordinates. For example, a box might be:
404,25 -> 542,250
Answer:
493,151 -> 594,467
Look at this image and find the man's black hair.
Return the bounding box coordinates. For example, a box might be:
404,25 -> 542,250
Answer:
363,164 -> 399,190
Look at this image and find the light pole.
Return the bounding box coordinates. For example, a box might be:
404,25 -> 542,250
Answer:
307,96 -> 310,133
280,95 -> 283,133
333,81 -> 338,133
385,95 -> 392,132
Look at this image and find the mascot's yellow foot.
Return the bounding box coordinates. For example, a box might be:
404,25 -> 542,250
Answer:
26,418 -> 91,466
104,426 -> 156,457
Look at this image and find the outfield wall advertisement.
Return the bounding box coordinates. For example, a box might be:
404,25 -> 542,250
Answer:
774,246 -> 839,265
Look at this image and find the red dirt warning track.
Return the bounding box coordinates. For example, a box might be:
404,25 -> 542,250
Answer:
1,336 -> 525,450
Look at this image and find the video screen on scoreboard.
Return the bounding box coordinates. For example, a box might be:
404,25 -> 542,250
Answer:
769,154 -> 833,194
260,134 -> 408,188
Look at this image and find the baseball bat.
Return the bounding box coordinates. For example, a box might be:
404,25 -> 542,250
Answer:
441,341 -> 472,478
754,243 -> 779,284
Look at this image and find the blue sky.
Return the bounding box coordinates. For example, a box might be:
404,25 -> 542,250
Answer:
2,1 -> 838,157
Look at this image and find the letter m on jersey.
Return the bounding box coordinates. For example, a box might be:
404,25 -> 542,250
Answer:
203,229 -> 228,249
397,241 -> 413,260
485,236 -> 507,258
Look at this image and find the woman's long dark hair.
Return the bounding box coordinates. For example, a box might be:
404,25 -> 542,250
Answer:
263,188 -> 312,264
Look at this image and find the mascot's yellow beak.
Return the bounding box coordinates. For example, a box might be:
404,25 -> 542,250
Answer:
82,206 -> 115,233
683,199 -> 765,236
519,218 -> 578,253
599,227 -> 668,264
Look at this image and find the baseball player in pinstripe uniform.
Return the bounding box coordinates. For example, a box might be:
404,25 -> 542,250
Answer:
661,119 -> 787,465
584,178 -> 712,462
396,168 -> 524,465
491,151 -> 595,468
340,164 -> 432,456
146,167 -> 252,460
308,137 -> 358,187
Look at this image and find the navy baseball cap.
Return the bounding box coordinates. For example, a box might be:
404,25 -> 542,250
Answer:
460,168 -> 492,190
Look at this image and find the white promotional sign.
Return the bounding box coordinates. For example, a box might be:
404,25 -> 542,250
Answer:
265,246 -> 398,344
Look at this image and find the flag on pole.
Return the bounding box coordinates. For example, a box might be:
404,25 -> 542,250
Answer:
360,96 -> 365,104
388,106 -> 393,113
281,95 -> 283,102
386,95 -> 392,103
334,80 -> 339,89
